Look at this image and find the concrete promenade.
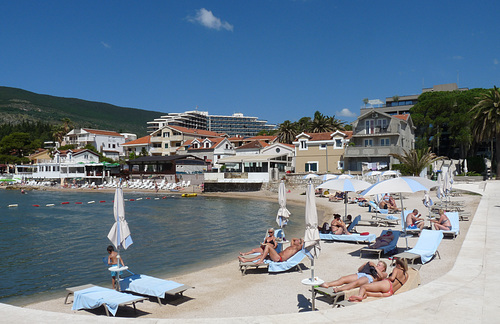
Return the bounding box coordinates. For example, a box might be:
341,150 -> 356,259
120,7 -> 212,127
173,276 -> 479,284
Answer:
1,180 -> 498,323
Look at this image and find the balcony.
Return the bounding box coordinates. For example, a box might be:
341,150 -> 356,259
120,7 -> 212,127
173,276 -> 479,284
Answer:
352,126 -> 397,137
150,147 -> 164,154
344,145 -> 404,158
150,136 -> 163,143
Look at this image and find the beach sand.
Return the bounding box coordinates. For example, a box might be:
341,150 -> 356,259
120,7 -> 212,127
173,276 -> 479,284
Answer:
23,186 -> 479,319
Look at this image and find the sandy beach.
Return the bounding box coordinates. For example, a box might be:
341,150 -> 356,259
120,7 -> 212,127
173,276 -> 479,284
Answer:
22,185 -> 480,319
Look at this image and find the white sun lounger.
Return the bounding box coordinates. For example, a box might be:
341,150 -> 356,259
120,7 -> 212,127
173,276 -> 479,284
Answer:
119,274 -> 192,305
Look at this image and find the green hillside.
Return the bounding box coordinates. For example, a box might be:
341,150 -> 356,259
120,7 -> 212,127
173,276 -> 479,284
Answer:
0,86 -> 162,137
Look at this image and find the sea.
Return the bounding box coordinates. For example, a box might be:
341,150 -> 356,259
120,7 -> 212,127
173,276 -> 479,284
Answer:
0,188 -> 305,306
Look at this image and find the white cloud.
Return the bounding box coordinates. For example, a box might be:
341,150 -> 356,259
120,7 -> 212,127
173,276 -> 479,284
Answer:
101,41 -> 111,49
337,108 -> 357,118
187,8 -> 233,31
452,55 -> 464,60
494,58 -> 499,65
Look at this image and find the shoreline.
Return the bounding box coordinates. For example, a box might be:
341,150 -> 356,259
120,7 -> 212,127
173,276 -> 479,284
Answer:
17,186 -> 480,318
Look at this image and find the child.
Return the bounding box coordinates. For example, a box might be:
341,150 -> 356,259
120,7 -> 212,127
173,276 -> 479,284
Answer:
107,245 -> 125,289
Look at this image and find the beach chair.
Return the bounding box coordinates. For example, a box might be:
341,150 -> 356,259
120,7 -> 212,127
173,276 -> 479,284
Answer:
392,229 -> 443,265
119,274 -> 192,306
368,201 -> 389,216
238,248 -> 306,275
70,285 -> 147,316
319,217 -> 376,244
401,210 -> 421,236
359,230 -> 401,259
440,212 -> 460,239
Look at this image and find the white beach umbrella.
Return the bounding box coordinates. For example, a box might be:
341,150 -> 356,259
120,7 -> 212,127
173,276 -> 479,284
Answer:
276,180 -> 291,229
303,174 -> 320,180
337,174 -> 354,179
361,177 -> 430,249
107,186 -> 133,289
381,170 -> 400,178
464,159 -> 468,174
404,176 -> 439,190
321,174 -> 337,181
422,191 -> 434,217
316,178 -> 371,221
364,171 -> 382,177
304,180 -> 321,263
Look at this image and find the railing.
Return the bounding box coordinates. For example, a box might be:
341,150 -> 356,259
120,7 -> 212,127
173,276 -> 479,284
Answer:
344,145 -> 403,157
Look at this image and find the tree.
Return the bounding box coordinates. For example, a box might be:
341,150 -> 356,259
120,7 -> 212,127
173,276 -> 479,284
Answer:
295,117 -> 311,133
309,111 -> 334,133
470,86 -> 500,179
390,147 -> 445,176
277,120 -> 298,144
0,132 -> 32,157
363,98 -> 369,107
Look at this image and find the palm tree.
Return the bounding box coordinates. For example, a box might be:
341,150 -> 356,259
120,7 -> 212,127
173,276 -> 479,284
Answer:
329,115 -> 346,131
309,111 -> 335,133
390,147 -> 445,176
470,86 -> 500,179
363,98 -> 369,107
277,120 -> 298,144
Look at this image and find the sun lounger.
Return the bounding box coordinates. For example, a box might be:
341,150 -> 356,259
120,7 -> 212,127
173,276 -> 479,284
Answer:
70,285 -> 147,317
392,229 -> 443,264
402,210 -> 421,236
119,274 -> 191,305
440,212 -> 460,239
368,200 -> 389,216
239,248 -> 306,275
359,230 -> 401,259
320,219 -> 375,244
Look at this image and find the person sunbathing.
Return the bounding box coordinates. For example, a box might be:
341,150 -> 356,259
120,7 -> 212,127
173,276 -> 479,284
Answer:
348,258 -> 408,302
406,209 -> 425,230
320,261 -> 388,293
431,209 -> 452,230
379,194 -> 401,212
367,230 -> 395,249
239,228 -> 278,256
238,238 -> 303,265
330,214 -> 351,235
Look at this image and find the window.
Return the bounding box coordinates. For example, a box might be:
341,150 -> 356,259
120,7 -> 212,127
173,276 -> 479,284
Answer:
380,138 -> 390,146
276,148 -> 280,153
376,119 -> 388,130
364,139 -> 373,147
319,143 -> 327,150
365,119 -> 375,134
112,144 -> 116,149
163,132 -> 170,137
164,143 -> 169,148
335,139 -> 342,149
193,143 -> 199,149
299,140 -> 308,150
338,161 -> 344,170
305,162 -> 318,172
225,144 -> 229,149
204,142 -> 210,148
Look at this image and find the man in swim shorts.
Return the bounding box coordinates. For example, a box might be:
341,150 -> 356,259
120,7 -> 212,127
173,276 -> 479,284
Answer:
107,245 -> 125,290
406,209 -> 424,230
319,261 -> 387,293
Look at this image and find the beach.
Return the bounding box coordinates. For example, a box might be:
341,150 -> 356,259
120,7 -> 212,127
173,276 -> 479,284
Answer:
20,184 -> 480,319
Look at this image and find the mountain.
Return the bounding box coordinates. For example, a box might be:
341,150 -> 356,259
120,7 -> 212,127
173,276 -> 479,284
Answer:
0,86 -> 162,136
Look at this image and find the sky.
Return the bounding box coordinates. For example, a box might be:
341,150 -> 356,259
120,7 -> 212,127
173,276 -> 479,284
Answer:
1,1 -> 499,126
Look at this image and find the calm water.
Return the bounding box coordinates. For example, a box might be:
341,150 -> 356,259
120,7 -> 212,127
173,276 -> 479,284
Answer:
0,189 -> 304,305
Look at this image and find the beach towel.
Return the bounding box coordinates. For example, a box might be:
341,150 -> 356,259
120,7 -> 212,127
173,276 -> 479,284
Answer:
120,274 -> 184,298
71,286 -> 140,316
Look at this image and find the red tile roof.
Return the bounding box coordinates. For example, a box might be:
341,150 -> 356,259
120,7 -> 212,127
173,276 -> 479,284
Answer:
168,125 -> 221,137
394,114 -> 409,121
297,130 -> 352,141
122,135 -> 151,146
244,135 -> 277,141
236,140 -> 269,150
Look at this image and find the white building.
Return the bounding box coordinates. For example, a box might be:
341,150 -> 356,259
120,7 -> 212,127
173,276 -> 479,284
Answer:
64,128 -> 128,158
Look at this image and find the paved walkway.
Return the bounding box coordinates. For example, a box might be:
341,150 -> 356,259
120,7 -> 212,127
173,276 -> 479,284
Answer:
1,181 -> 498,323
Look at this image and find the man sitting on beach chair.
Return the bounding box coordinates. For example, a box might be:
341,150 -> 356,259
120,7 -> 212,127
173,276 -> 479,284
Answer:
238,238 -> 303,265
406,209 -> 425,231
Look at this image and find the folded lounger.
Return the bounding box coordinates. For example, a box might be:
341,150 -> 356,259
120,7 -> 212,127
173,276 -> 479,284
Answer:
120,274 -> 192,305
392,229 -> 444,264
359,230 -> 401,259
239,248 -> 306,275
71,285 -> 147,317
440,211 -> 459,239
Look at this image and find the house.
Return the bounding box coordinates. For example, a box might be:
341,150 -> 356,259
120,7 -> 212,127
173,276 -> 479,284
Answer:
149,125 -> 223,156
121,135 -> 152,157
293,131 -> 352,173
261,142 -> 295,172
64,128 -> 128,158
178,137 -> 235,169
126,155 -> 207,176
241,135 -> 277,146
344,109 -> 415,172
234,140 -> 269,155
28,149 -> 52,164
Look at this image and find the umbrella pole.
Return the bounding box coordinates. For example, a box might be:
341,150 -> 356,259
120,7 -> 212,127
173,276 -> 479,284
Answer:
310,258 -> 316,311
116,249 -> 121,291
400,193 -> 409,250
344,191 -> 348,222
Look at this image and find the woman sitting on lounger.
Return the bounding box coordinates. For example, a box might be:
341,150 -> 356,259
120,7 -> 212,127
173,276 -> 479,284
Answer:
379,194 -> 401,213
320,261 -> 388,293
431,209 -> 452,230
348,258 -> 408,302
330,214 -> 351,235
367,230 -> 394,249
238,238 -> 303,265
240,228 -> 278,256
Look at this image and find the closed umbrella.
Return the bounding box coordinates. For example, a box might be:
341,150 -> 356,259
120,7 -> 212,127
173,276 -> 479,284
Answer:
437,172 -> 445,201
276,180 -> 291,231
303,179 -> 321,310
316,178 -> 371,221
107,186 -> 133,290
464,159 -> 468,174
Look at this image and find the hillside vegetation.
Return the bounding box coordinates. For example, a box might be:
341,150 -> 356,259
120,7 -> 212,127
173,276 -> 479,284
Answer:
0,86 -> 162,136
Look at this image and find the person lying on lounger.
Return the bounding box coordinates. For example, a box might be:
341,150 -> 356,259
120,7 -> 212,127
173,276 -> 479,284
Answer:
367,230 -> 395,249
238,238 -> 303,265
406,209 -> 425,230
348,258 -> 408,302
431,209 -> 452,230
379,194 -> 401,213
239,228 -> 278,256
330,214 -> 351,235
319,261 -> 388,293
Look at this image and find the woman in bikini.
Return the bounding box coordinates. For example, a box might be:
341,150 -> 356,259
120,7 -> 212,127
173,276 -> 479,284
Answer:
348,258 -> 408,302
239,228 -> 277,256
431,209 -> 452,230
330,214 -> 351,235
366,230 -> 394,249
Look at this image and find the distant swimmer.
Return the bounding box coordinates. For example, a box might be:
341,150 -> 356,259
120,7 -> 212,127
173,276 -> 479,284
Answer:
21,189 -> 26,194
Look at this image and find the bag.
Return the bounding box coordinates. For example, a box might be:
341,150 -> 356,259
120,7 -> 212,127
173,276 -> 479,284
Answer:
360,262 -> 379,279
320,222 -> 330,234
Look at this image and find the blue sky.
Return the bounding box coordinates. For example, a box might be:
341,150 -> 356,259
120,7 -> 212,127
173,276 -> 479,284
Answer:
1,1 -> 499,125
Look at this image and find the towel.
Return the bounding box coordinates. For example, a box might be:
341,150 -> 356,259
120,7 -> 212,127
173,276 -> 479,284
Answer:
120,274 -> 184,298
72,286 -> 139,316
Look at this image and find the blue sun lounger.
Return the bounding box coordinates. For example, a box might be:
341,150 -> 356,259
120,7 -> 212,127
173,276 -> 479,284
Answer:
393,229 -> 443,264
239,248 -> 307,275
319,216 -> 375,243
71,285 -> 147,316
440,212 -> 460,239
359,230 -> 401,259
119,274 -> 191,305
